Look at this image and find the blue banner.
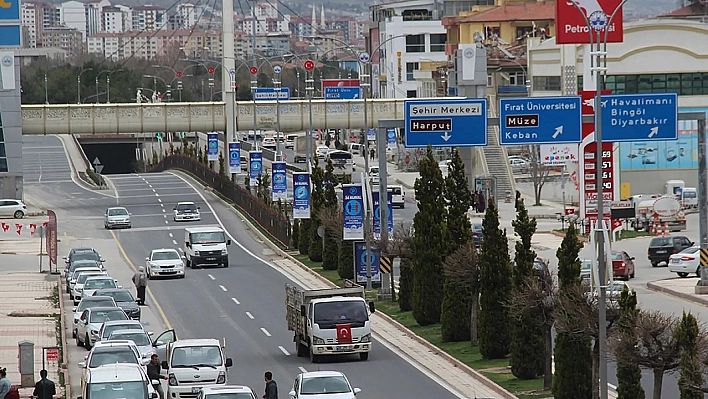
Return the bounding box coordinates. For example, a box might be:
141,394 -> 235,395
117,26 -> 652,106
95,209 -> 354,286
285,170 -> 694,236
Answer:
207,133 -> 219,161
372,190 -> 394,238
249,151 -> 262,186
292,172 -> 311,219
271,162 -> 287,201
386,128 -> 397,149
354,242 -> 381,284
367,128 -> 376,141
228,142 -> 240,174
342,184 -> 364,240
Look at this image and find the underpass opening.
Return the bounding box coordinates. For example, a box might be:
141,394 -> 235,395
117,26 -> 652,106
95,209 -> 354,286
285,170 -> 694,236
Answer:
79,142 -> 139,174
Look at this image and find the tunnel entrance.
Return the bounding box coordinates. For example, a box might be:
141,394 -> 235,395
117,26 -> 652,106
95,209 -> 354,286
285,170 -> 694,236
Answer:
79,142 -> 139,174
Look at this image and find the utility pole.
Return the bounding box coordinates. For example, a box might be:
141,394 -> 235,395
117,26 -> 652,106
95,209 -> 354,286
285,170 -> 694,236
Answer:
360,60 -> 373,290
251,0 -> 258,149
222,0 -> 237,168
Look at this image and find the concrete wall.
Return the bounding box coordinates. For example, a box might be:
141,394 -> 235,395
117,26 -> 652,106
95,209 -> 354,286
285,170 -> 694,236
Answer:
0,53 -> 23,199
621,169 -> 698,196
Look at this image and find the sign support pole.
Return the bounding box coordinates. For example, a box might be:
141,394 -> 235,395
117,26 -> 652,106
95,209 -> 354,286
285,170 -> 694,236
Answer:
378,125 -> 389,297
361,61 -> 373,290
697,115 -> 708,287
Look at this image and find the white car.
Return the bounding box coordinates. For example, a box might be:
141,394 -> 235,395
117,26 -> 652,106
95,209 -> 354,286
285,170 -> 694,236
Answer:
107,329 -> 158,360
146,248 -> 185,279
368,166 -> 380,185
98,320 -> 146,344
81,276 -> 120,299
669,246 -> 700,278
198,385 -> 257,399
316,146 -> 330,160
173,202 -> 201,222
69,267 -> 103,295
73,271 -> 108,305
0,199 -> 27,219
104,207 -> 131,229
81,363 -> 159,399
261,137 -> 277,150
72,296 -> 117,339
76,306 -> 129,349
390,185 -> 405,208
79,341 -> 147,392
289,371 -> 361,399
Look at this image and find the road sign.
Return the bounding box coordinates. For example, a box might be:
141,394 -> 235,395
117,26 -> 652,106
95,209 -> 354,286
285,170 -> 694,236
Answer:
323,87 -> 361,100
46,348 -> 59,361
92,157 -> 101,166
177,72 -> 183,78
273,65 -> 282,74
555,0 -> 623,44
304,60 -> 314,71
229,68 -> 235,75
499,96 -> 582,145
250,67 -> 258,75
208,67 -> 215,74
380,256 -> 393,274
404,99 -> 487,148
359,52 -> 370,63
254,87 -> 290,101
600,93 -> 678,142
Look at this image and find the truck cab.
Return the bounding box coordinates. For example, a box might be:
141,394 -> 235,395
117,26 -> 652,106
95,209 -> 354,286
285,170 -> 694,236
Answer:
162,339 -> 233,399
184,226 -> 231,268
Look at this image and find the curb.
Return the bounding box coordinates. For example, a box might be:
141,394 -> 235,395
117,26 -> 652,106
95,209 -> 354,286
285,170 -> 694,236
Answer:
549,230 -> 590,243
57,275 -> 71,399
28,211 -> 46,217
646,280 -> 708,307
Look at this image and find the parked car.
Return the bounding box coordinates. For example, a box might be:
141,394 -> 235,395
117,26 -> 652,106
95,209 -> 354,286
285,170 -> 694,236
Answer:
65,260 -> 103,293
76,307 -> 129,349
611,250 -> 635,280
93,288 -> 141,320
0,199 -> 27,218
390,185 -> 405,208
97,320 -> 146,344
471,223 -> 484,246
510,158 -> 530,174
104,207 -> 131,229
197,385 -> 258,399
81,276 -> 120,299
288,371 -> 361,399
647,235 -> 693,267
107,329 -> 158,359
580,259 -> 592,286
80,363 -> 159,399
72,296 -> 117,339
669,246 -> 701,278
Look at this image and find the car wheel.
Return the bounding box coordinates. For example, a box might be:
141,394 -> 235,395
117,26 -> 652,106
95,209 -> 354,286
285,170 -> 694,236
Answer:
678,272 -> 689,278
13,210 -> 24,219
631,269 -> 635,278
72,329 -> 76,338
651,262 -> 658,268
76,333 -> 83,347
85,334 -> 92,350
223,262 -> 229,268
359,352 -> 369,361
697,267 -> 701,277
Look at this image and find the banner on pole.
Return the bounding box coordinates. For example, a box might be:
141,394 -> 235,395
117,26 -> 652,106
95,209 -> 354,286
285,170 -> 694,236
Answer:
354,242 -> 381,283
372,190 -> 393,239
228,142 -> 240,174
207,133 -> 219,161
271,162 -> 287,201
342,184 -> 364,240
249,151 -> 263,186
293,172 -> 311,219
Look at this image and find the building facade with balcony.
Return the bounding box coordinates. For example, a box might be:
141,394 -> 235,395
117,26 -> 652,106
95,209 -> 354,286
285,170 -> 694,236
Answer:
41,26 -> 83,58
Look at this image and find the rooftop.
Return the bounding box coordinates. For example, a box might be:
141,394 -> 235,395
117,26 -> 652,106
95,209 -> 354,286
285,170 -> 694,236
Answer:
458,2 -> 556,23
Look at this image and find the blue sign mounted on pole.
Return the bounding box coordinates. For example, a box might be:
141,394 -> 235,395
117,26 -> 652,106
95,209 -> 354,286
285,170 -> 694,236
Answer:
386,128 -> 397,149
292,172 -> 311,219
228,142 -> 240,174
324,87 -> 362,100
498,96 -> 583,145
372,191 -> 393,238
354,242 -> 381,284
404,99 -> 488,148
599,93 -> 678,142
249,151 -> 262,186
254,88 -> 290,101
207,133 -> 219,161
367,128 -> 376,141
271,162 -> 287,201
342,184 -> 364,240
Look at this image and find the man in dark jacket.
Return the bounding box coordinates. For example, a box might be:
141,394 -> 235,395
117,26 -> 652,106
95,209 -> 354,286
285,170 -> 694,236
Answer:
33,369 -> 56,399
263,371 -> 278,399
147,354 -> 167,399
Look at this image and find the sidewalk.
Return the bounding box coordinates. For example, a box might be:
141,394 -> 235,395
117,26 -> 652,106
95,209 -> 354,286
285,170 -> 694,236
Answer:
647,278 -> 708,306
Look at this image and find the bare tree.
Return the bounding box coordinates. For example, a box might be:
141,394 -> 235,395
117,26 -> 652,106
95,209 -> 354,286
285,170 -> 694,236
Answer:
373,222 -> 415,302
609,310 -> 682,399
526,145 -> 552,206
318,206 -> 343,241
508,276 -> 558,390
443,241 -> 480,345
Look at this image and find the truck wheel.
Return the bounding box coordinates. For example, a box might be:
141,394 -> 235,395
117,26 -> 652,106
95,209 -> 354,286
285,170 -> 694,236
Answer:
296,341 -> 307,357
359,352 -> 369,361
309,348 -> 319,363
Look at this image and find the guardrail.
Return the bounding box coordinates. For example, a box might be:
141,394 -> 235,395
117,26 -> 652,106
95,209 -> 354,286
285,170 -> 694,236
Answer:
148,155 -> 291,247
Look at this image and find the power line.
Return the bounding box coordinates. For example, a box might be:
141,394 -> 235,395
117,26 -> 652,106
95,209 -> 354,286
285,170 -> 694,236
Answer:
168,0 -> 215,72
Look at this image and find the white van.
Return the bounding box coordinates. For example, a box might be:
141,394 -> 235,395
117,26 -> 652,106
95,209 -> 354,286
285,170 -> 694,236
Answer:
389,185 -> 405,208
184,226 -> 231,268
348,143 -> 363,155
162,339 -> 233,399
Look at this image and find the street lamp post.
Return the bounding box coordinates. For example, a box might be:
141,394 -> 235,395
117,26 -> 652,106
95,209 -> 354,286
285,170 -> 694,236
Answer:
106,69 -> 123,104
274,69 -> 282,160
306,71 -> 314,172
360,60 -> 374,290
95,70 -> 110,104
77,67 -> 93,104
44,73 -> 48,104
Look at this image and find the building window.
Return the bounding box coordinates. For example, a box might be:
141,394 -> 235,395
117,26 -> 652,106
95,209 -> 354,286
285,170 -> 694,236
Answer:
533,76 -> 561,91
407,90 -> 417,98
509,71 -> 527,86
405,35 -> 424,53
429,33 -> 446,52
587,72 -> 708,95
406,62 -> 419,81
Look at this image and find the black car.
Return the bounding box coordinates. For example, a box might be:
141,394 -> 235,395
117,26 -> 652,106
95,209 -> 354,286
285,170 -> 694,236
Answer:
647,235 -> 693,267
93,288 -> 141,320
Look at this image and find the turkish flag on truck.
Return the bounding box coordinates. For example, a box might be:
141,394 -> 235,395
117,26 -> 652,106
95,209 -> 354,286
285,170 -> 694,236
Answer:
336,324 -> 352,344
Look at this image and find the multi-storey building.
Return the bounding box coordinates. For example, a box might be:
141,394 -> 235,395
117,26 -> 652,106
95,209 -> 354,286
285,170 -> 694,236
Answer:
87,29 -> 224,61
21,2 -> 40,48
84,0 -> 108,37
41,26 -> 83,58
131,5 -> 165,31
60,1 -> 87,40
102,6 -> 130,33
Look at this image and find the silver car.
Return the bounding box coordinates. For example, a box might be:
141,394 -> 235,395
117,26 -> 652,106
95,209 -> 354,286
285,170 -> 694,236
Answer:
73,271 -> 108,305
81,276 -> 120,299
107,329 -> 156,359
72,296 -> 117,339
104,207 -> 131,229
76,307 -> 129,349
146,248 -> 185,279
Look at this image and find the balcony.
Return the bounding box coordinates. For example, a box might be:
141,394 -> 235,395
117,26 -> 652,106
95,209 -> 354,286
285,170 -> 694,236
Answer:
497,85 -> 528,95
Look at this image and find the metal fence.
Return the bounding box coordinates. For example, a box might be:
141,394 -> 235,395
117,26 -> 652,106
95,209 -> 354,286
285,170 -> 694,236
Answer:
149,155 -> 291,247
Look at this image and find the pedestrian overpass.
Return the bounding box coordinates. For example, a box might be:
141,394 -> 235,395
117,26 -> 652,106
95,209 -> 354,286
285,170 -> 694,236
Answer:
20,98 -> 425,135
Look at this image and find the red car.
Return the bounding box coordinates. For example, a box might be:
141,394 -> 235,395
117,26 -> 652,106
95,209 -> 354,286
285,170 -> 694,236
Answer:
611,250 -> 635,280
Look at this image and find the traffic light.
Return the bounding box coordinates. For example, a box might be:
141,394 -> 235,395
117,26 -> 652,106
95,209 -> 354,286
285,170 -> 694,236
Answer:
156,132 -> 162,140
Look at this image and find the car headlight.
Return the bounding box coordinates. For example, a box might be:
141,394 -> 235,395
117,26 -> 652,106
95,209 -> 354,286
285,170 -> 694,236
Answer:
221,250 -> 227,255
360,334 -> 371,343
313,336 -> 325,345
168,374 -> 177,386
216,372 -> 226,384
90,329 -> 99,336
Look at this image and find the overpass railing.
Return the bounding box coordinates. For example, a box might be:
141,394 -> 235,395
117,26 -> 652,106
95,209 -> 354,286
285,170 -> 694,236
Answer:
148,155 -> 291,247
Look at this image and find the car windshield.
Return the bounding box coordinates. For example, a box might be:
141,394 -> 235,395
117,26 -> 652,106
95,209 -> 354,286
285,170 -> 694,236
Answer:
314,300 -> 368,327
78,299 -> 115,312
650,237 -> 673,247
71,261 -> 100,272
90,310 -> 128,323
191,232 -> 225,244
88,349 -> 139,368
684,191 -> 697,198
152,251 -> 180,261
87,381 -> 146,399
177,203 -> 197,211
611,253 -> 622,261
170,346 -> 223,368
85,279 -> 117,290
111,332 -> 151,346
103,324 -> 142,339
102,291 -> 134,302
581,260 -> 592,271
471,223 -> 483,233
205,394 -> 254,399
78,273 -> 103,284
108,208 -> 128,216
300,376 -> 351,395
73,252 -> 100,262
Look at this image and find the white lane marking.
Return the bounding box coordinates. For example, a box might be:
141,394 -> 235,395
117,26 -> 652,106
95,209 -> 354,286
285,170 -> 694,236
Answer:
162,209 -> 166,213
169,233 -> 173,238
152,188 -> 156,192
245,312 -> 254,319
149,185 -> 153,188
155,193 -> 159,197
208,274 -> 215,280
278,346 -> 290,356
158,199 -> 162,203
298,367 -> 308,373
219,285 -> 227,292
231,298 -> 240,305
165,220 -> 169,224
172,239 -> 178,245
55,135 -> 117,199
163,215 -> 167,218
260,328 -> 271,337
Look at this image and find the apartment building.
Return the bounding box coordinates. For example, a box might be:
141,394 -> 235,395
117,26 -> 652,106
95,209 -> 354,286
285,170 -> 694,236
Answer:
41,27 -> 83,58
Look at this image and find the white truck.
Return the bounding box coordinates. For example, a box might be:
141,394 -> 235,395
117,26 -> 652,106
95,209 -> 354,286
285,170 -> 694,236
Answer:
286,284 -> 375,363
184,226 -> 231,268
161,338 -> 233,399
632,195 -> 686,232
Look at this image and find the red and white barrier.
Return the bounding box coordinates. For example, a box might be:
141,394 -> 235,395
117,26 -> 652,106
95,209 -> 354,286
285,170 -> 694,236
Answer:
0,222 -> 47,236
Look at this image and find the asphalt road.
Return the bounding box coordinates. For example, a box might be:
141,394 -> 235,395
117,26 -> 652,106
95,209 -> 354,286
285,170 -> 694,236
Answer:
23,135 -> 458,399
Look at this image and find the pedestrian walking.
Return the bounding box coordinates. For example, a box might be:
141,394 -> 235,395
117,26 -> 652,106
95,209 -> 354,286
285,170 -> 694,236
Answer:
0,368 -> 19,399
32,369 -> 56,399
262,371 -> 278,399
132,266 -> 148,306
515,190 -> 521,212
370,148 -> 375,161
146,354 -> 167,399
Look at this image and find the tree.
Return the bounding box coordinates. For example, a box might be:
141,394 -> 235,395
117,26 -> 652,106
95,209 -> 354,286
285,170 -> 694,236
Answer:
615,286 -> 645,399
526,145 -> 551,206
308,162 -> 326,262
375,222 -> 415,308
338,240 -> 354,280
292,219 -> 300,249
412,146 -> 448,326
322,159 -> 339,271
298,220 -> 311,255
553,223 -> 592,399
218,153 -> 226,180
478,198 -> 512,359
442,241 -> 480,343
398,259 -> 414,311
676,312 -> 703,399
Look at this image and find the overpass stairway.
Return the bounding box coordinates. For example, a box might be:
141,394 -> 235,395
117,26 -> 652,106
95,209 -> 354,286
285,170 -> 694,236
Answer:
482,96 -> 515,198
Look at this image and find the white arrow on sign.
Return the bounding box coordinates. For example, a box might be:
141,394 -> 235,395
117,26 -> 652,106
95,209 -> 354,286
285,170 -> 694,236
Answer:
552,126 -> 563,139
648,127 -> 659,138
441,132 -> 452,142
92,157 -> 101,165
95,165 -> 104,173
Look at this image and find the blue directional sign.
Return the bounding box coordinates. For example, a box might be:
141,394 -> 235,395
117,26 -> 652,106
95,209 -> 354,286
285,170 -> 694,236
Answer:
324,87 -> 361,100
600,93 -> 678,142
499,96 -> 582,145
0,26 -> 21,47
254,87 -> 290,101
0,0 -> 20,21
404,99 -> 487,148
